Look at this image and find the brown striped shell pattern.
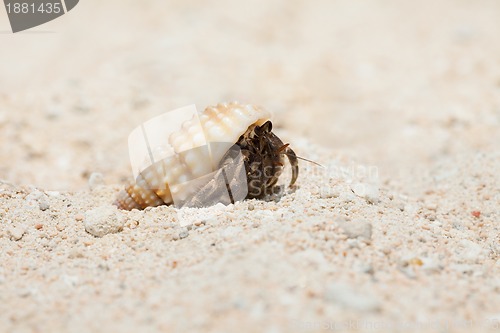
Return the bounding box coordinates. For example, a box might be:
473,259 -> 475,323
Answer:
114,102 -> 299,210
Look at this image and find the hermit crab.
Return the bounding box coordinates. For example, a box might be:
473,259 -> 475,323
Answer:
114,102 -> 299,210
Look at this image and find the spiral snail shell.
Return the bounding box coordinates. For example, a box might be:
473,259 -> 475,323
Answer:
114,102 -> 298,210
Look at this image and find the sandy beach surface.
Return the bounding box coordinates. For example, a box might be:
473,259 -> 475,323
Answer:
1,0 -> 499,332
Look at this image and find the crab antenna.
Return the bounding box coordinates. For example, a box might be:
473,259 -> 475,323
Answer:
283,152 -> 324,168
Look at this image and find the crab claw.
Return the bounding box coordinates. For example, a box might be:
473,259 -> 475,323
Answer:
283,146 -> 299,187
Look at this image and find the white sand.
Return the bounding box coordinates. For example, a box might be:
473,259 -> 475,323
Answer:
1,1 -> 499,332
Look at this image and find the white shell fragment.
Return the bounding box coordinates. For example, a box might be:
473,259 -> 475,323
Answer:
115,102 -> 271,210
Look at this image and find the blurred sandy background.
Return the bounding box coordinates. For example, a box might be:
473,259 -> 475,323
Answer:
1,0 -> 498,190
1,1 -> 499,332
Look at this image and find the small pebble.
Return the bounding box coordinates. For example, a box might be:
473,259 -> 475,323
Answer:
337,219 -> 372,240
25,189 -> 50,211
84,205 -> 125,237
179,231 -> 189,239
340,191 -> 356,203
38,197 -> 50,211
8,225 -> 26,241
88,172 -> 105,190
351,183 -> 379,204
426,202 -> 438,211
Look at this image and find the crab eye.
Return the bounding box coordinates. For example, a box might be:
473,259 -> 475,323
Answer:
261,121 -> 273,132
